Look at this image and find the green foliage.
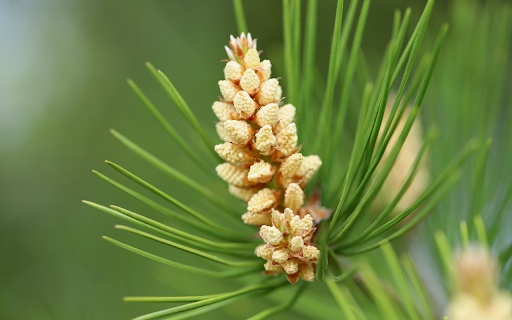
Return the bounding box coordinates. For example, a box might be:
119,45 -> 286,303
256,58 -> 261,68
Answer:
323,244 -> 436,320
80,0 -> 512,318
424,0 -> 512,291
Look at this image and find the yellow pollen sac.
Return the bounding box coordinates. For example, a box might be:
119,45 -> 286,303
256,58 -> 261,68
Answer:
272,248 -> 290,264
302,214 -> 314,230
248,160 -> 275,183
289,215 -> 304,235
240,69 -> 260,95
289,236 -> 304,252
275,85 -> 283,101
276,123 -> 298,157
282,259 -> 299,274
263,260 -> 283,273
299,264 -> 315,282
253,103 -> 279,128
214,143 -> 255,165
255,79 -> 279,105
254,125 -> 277,155
215,122 -> 230,142
260,225 -> 283,245
257,59 -> 272,82
270,208 -> 291,234
274,104 -> 296,133
228,185 -> 259,202
283,207 -> 294,219
284,183 -> 305,212
243,48 -> 261,70
290,213 -> 314,236
212,101 -> 238,122
242,211 -> 271,226
454,247 -> 497,303
297,155 -> 322,188
303,245 -> 320,262
280,153 -> 303,178
450,293 -> 512,320
218,80 -> 240,102
233,91 -> 258,119
224,120 -> 254,144
255,244 -> 273,260
215,163 -> 253,187
224,61 -> 245,82
247,188 -> 278,213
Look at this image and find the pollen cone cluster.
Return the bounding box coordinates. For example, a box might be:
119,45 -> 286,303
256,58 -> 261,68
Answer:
256,208 -> 320,284
213,33 -> 323,283
449,246 -> 512,320
372,101 -> 430,222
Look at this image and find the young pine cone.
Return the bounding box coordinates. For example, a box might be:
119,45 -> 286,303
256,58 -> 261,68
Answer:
213,34 -> 325,282
256,208 -> 320,284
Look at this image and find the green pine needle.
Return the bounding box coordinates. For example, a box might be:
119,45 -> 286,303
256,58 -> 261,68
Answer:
104,160 -> 245,239
232,0 -> 248,34
247,282 -> 308,320
91,171 -> 235,240
81,0 -> 512,318
110,129 -> 241,218
127,78 -> 213,173
103,236 -> 261,279
114,225 -> 260,267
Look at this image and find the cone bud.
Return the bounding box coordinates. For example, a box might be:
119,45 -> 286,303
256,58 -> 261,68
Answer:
212,101 -> 238,121
248,160 -> 275,183
233,91 -> 258,119
215,163 -> 253,187
260,225 -> 283,246
224,120 -> 255,144
254,125 -> 277,155
297,155 -> 322,188
228,185 -> 259,202
282,259 -> 299,274
274,104 -> 296,133
240,69 -> 260,95
276,123 -> 298,157
255,244 -> 273,260
247,188 -> 279,213
218,80 -> 240,102
299,264 -> 315,282
214,142 -> 256,165
243,48 -> 260,70
257,59 -> 272,82
242,211 -> 271,226
272,248 -> 290,264
224,61 -> 245,82
280,153 -> 303,178
253,103 -> 279,128
255,79 -> 279,105
284,183 -> 305,212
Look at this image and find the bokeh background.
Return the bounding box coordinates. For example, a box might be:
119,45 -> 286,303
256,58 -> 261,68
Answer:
1,0 -> 510,319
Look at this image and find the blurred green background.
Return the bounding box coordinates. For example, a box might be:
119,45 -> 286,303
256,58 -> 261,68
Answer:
1,0 -> 510,319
